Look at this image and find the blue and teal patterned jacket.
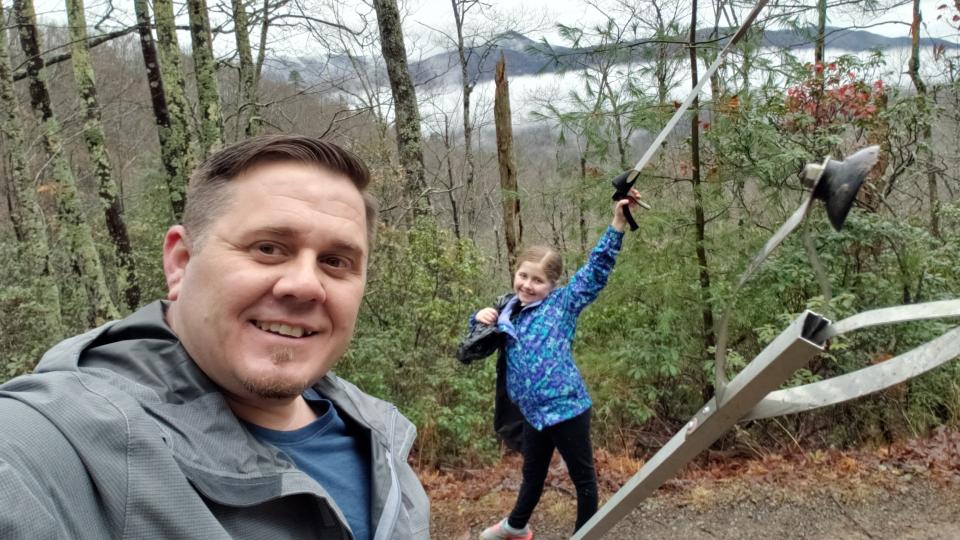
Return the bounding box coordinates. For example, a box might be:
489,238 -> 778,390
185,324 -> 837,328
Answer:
479,226 -> 624,430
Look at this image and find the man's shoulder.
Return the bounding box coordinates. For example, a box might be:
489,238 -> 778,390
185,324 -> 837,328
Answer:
0,371 -> 135,453
0,396 -> 63,449
0,392 -> 89,486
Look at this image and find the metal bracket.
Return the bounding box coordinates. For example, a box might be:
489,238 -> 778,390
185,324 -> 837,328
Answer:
744,300 -> 960,421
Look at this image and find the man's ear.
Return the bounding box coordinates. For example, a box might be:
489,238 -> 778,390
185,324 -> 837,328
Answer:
162,225 -> 191,300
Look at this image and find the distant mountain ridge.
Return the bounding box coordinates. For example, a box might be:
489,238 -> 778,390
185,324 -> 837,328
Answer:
409,26 -> 958,84
277,26 -> 958,87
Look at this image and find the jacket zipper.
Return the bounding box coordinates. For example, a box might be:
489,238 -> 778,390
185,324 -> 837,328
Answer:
372,407 -> 403,540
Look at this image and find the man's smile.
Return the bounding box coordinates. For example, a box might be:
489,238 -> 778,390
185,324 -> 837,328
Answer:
252,320 -> 319,338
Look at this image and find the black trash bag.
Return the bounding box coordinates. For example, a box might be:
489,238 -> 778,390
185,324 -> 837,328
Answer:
456,322 -> 501,365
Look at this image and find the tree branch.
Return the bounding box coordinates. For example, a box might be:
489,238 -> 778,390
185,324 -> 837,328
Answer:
13,25 -> 138,81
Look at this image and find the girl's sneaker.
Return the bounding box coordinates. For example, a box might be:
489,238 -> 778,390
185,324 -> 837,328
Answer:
479,518 -> 533,540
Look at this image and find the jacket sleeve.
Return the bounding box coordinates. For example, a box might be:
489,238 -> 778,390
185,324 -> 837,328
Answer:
0,399 -> 69,539
0,457 -> 62,538
563,226 -> 624,314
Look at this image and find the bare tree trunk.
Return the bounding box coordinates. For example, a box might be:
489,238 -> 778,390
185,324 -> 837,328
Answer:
14,0 -> 119,325
451,0 -> 477,190
650,2 -> 670,112
0,5 -> 63,340
231,0 -> 260,137
441,117 -> 461,239
254,0 -> 271,86
689,1 -> 715,394
150,0 -> 195,220
372,0 -> 429,218
815,0 -> 826,65
909,0 -> 940,238
187,0 -> 224,156
494,54 -> 521,270
578,154 -> 587,255
66,0 -> 140,310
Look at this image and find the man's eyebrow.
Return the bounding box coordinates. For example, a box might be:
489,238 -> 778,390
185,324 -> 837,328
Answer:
326,239 -> 366,257
247,227 -> 365,256
251,226 -> 298,238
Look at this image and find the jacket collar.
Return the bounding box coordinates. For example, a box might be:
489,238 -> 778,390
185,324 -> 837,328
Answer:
496,294 -> 546,339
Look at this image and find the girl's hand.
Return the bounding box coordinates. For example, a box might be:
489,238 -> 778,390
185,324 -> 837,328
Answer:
475,307 -> 499,325
612,188 -> 643,232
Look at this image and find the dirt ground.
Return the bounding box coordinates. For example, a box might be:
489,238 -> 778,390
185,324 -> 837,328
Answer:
425,429 -> 960,539
600,477 -> 960,540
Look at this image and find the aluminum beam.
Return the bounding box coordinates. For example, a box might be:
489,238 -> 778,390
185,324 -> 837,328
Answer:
571,311 -> 828,540
744,300 -> 960,421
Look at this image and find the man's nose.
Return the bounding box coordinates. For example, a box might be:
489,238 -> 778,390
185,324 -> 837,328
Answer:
273,255 -> 326,303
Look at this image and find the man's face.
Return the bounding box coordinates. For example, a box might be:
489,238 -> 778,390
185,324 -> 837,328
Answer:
163,161 -> 368,403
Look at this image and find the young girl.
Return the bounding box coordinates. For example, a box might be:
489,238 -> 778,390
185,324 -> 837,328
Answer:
475,191 -> 642,540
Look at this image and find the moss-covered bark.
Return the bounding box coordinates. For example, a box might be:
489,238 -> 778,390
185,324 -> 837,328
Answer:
231,0 -> 260,136
151,0 -> 195,219
66,0 -> 140,310
372,0 -> 429,218
0,4 -> 63,341
13,0 -> 119,325
187,0 -> 224,155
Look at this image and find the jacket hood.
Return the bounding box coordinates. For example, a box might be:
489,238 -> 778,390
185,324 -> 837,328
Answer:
33,301 -> 412,478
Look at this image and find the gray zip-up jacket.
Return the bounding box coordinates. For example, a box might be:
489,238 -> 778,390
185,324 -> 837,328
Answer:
0,301 -> 429,539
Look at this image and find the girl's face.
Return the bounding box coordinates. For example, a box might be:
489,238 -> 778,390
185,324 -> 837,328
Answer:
513,261 -> 553,305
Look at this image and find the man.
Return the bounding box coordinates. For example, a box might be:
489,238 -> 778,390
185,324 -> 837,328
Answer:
0,135 -> 429,539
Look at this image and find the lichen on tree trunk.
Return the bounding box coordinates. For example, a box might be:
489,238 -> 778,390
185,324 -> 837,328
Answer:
14,0 -> 119,325
0,4 -> 63,341
147,0 -> 195,220
372,0 -> 429,219
187,0 -> 224,156
231,0 -> 260,137
66,0 -> 140,310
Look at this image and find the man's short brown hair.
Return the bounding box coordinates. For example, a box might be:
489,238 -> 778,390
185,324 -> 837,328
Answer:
182,134 -> 378,247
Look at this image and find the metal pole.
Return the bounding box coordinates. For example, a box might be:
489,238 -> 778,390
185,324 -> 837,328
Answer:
572,310 -> 829,540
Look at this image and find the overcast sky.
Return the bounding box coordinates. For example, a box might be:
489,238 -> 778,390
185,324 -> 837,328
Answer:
28,0 -> 960,58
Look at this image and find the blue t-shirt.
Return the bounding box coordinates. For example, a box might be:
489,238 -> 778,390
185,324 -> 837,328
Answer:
245,391 -> 372,540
